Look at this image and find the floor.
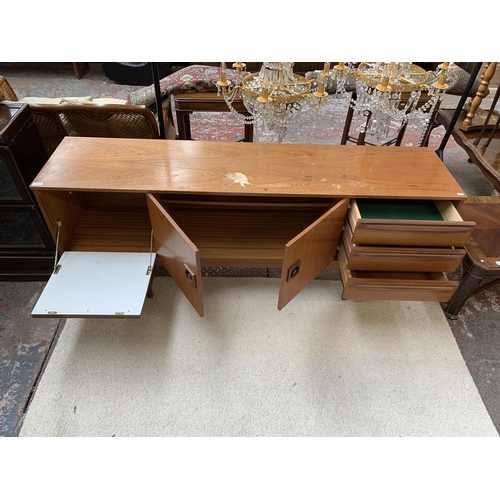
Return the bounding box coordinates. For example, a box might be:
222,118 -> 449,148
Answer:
1,62 -> 499,437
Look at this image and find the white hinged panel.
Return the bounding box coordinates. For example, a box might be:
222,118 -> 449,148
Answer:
32,251 -> 155,318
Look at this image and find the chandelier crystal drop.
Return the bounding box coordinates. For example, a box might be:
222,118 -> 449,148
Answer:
216,62 -> 452,144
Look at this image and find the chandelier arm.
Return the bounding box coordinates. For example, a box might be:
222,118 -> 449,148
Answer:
218,89 -> 253,124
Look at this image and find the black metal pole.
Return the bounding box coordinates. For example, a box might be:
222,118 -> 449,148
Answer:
151,62 -> 166,139
435,62 -> 482,160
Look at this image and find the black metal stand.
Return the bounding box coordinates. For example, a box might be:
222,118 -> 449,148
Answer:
151,62 -> 166,139
435,62 -> 482,160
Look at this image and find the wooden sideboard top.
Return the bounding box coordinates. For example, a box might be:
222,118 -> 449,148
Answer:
31,137 -> 467,200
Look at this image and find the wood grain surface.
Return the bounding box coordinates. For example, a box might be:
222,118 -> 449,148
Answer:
31,137 -> 468,200
458,196 -> 500,261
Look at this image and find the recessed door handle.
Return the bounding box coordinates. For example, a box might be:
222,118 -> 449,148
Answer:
184,263 -> 197,288
287,260 -> 301,282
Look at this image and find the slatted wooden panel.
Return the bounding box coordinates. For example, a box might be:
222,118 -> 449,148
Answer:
34,190 -> 86,255
84,191 -> 148,208
69,208 -> 153,252
168,205 -> 330,262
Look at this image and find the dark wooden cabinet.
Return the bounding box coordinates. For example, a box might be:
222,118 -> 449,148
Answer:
0,102 -> 54,280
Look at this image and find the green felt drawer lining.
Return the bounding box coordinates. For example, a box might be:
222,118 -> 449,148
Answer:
356,199 -> 444,221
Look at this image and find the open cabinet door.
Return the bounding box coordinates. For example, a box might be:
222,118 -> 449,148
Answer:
31,251 -> 155,318
278,198 -> 349,310
146,194 -> 204,317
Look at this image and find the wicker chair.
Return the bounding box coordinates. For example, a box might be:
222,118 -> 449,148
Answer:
0,76 -> 18,101
1,75 -> 164,156
28,103 -> 160,157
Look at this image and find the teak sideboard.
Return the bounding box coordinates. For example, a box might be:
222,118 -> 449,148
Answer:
29,137 -> 475,318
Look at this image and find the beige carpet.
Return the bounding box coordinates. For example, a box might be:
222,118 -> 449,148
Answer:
20,278 -> 498,437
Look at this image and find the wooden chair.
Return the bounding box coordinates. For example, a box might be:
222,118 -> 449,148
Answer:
28,103 -> 161,157
341,91 -> 439,147
436,63 -> 500,192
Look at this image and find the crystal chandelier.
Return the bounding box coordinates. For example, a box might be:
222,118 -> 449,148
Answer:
216,62 -> 329,142
343,62 -> 451,145
216,62 -> 451,144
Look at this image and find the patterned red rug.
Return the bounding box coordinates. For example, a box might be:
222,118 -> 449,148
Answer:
175,97 -> 458,150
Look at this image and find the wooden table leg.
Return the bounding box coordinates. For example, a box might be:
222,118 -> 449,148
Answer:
444,251 -> 500,319
244,120 -> 253,142
176,110 -> 192,140
72,63 -> 89,80
340,105 -> 355,145
444,264 -> 483,318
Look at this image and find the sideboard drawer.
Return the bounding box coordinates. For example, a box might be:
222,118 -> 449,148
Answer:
338,243 -> 458,302
347,199 -> 475,247
342,219 -> 466,272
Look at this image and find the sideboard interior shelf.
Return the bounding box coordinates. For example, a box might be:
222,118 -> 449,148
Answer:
30,138 -> 475,318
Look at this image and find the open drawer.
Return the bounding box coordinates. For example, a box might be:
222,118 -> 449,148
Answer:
342,218 -> 466,272
338,242 -> 458,302
347,199 -> 475,247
